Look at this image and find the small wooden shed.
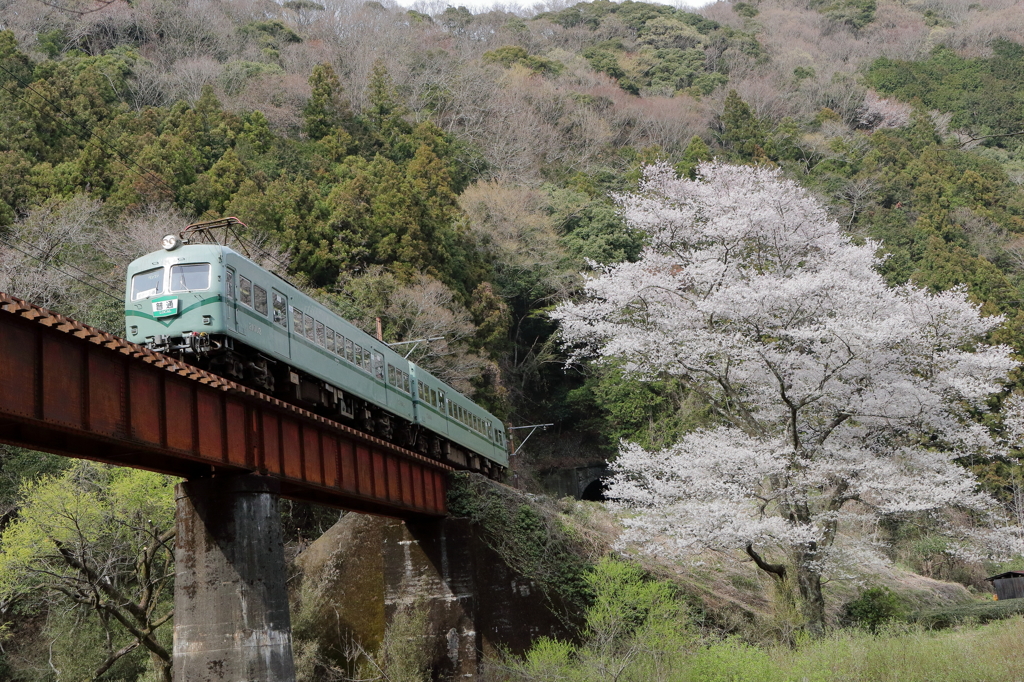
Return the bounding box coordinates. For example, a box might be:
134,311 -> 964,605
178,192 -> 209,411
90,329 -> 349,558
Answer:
986,571 -> 1024,600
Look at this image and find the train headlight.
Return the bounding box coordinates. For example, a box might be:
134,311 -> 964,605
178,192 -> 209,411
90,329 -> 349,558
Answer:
161,234 -> 181,251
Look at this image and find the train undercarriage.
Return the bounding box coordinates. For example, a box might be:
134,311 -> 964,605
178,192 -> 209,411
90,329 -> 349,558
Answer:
148,332 -> 503,479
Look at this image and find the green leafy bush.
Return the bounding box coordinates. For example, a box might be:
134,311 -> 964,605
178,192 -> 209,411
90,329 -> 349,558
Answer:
842,587 -> 907,632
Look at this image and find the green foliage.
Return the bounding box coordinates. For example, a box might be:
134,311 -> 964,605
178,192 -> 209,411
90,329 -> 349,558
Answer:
367,603 -> 432,682
220,60 -> 285,96
284,0 -> 325,10
865,41 -> 1024,142
238,20 -> 302,60
447,473 -> 595,620
482,46 -> 564,76
547,187 -> 643,265
511,557 -> 696,681
0,446 -> 67,514
304,63 -> 350,141
810,0 -> 876,29
793,66 -> 815,82
676,136 -> 712,179
718,90 -> 769,159
734,2 -> 758,18
842,587 -> 907,632
0,461 -> 176,681
546,3 -> 751,96
912,600 -> 1024,629
566,362 -> 714,452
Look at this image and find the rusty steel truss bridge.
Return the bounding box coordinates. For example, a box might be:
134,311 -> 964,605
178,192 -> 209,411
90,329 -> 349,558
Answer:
0,291 -> 450,518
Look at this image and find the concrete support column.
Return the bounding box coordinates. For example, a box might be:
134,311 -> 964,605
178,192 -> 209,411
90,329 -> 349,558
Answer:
173,474 -> 296,682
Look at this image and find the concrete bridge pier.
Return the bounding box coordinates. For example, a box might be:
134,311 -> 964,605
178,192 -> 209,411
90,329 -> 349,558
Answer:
382,517 -> 570,680
173,474 -> 296,682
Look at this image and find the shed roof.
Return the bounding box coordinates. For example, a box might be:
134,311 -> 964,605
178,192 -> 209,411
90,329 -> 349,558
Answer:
985,571 -> 1024,582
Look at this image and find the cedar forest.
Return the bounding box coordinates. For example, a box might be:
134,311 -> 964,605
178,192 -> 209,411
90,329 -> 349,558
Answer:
5,0 -> 1024,678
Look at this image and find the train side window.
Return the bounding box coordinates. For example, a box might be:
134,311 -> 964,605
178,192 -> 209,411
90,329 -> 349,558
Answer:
430,388 -> 437,407
254,285 -> 268,316
345,339 -> 354,362
272,292 -> 287,326
354,345 -> 363,369
417,380 -> 424,398
438,391 -> 445,412
388,364 -> 396,385
292,307 -> 303,334
326,328 -> 335,353
303,313 -> 314,341
238,276 -> 252,306
372,352 -> 383,379
225,269 -> 235,300
402,372 -> 410,393
315,320 -> 325,347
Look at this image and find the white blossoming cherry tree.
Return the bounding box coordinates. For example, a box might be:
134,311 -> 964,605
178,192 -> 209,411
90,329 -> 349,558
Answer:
552,161 -> 1019,633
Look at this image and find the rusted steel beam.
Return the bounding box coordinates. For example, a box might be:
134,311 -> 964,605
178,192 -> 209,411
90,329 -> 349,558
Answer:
0,293 -> 448,518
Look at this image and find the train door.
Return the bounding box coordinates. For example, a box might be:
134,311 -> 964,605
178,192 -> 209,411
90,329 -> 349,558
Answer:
271,290 -> 290,359
225,267 -> 238,332
371,350 -> 386,405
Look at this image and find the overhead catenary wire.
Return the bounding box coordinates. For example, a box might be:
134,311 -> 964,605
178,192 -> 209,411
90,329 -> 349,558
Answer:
0,236 -> 121,302
2,231 -> 122,296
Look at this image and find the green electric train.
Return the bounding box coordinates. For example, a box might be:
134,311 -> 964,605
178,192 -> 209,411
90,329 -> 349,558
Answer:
124,233 -> 507,476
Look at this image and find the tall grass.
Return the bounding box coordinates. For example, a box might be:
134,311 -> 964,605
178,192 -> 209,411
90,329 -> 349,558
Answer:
507,617 -> 1024,682
502,552 -> 1024,682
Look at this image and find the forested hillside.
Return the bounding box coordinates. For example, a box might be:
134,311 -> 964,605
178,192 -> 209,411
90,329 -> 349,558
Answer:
5,0 -> 1024,677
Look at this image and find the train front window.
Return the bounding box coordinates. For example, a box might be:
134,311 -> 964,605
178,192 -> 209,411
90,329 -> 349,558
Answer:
131,268 -> 163,300
170,263 -> 211,292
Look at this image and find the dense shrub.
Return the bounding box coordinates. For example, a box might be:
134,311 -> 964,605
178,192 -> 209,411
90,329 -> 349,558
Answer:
841,587 -> 907,632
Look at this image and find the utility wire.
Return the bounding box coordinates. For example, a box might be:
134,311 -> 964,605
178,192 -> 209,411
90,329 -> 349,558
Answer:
2,231 -> 122,296
0,236 -> 121,302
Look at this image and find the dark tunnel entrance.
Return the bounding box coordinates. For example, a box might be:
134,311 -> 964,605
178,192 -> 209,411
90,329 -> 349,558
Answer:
580,477 -> 607,501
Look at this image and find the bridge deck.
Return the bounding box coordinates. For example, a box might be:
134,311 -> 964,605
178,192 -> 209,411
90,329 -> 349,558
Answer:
0,293 -> 448,517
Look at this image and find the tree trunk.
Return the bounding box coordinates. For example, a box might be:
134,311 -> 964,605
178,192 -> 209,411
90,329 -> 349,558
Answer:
794,553 -> 825,636
150,651 -> 172,682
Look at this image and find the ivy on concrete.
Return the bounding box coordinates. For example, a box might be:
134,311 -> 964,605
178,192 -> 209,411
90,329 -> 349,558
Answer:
446,472 -> 596,623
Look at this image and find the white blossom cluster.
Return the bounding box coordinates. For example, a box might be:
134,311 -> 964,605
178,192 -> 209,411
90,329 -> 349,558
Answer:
553,161 -> 1019,573
856,91 -> 914,130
